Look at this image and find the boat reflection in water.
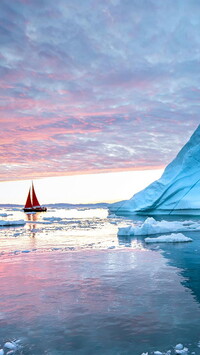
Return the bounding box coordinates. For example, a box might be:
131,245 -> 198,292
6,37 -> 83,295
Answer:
25,212 -> 39,238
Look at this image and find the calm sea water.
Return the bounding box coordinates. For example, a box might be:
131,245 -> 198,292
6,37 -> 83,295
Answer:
0,206 -> 200,354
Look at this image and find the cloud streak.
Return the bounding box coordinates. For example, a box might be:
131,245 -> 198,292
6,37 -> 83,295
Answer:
0,0 -> 200,180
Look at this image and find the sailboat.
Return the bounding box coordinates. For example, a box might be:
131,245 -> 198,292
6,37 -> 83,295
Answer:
23,182 -> 47,212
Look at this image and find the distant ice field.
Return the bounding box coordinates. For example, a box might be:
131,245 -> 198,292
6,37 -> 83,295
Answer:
0,205 -> 128,255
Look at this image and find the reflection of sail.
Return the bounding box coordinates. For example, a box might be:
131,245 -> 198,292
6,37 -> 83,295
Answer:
27,223 -> 36,237
26,213 -> 39,237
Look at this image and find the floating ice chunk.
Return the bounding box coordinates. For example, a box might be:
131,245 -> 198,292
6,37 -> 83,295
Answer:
175,344 -> 184,350
4,342 -> 17,350
145,233 -> 192,243
3,339 -> 22,353
118,217 -> 200,236
43,217 -> 62,222
0,219 -> 26,226
175,347 -> 188,354
26,220 -> 50,225
0,349 -> 4,355
154,351 -> 163,355
108,213 -> 117,218
13,232 -> 23,237
176,350 -> 188,355
30,228 -> 40,233
118,225 -> 133,236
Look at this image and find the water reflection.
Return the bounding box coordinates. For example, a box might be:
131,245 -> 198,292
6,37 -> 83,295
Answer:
25,213 -> 38,222
118,234 -> 148,249
156,232 -> 200,306
1,208 -> 200,353
118,230 -> 200,307
25,212 -> 39,238
1,248 -> 200,354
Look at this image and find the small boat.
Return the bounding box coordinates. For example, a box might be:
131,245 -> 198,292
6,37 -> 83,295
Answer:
23,182 -> 47,212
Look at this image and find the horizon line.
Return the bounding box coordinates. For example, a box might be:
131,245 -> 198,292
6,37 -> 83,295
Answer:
0,165 -> 165,184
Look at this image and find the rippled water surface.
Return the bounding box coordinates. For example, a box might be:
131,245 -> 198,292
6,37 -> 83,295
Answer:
0,206 -> 200,354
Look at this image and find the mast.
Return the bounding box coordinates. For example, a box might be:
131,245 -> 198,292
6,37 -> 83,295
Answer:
24,188 -> 32,208
31,182 -> 41,207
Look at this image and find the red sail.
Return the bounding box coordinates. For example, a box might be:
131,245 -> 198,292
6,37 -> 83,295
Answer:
24,188 -> 32,208
31,183 -> 41,207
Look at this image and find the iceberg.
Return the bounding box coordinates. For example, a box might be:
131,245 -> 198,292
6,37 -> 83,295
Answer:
117,217 -> 200,236
110,125 -> 200,215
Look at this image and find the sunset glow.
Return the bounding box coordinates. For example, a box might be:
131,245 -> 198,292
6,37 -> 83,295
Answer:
0,169 -> 163,205
0,0 -> 199,185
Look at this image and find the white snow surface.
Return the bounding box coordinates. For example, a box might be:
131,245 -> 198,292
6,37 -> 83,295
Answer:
110,125 -> 200,215
145,233 -> 192,243
0,219 -> 26,226
117,217 -> 200,236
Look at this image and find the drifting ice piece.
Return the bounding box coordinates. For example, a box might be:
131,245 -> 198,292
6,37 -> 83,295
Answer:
0,219 -> 26,226
110,125 -> 200,215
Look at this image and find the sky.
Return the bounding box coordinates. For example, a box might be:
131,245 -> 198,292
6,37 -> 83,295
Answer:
0,169 -> 163,204
0,0 -> 200,203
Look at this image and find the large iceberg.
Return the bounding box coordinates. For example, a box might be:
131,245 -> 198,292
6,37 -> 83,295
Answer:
110,125 -> 200,215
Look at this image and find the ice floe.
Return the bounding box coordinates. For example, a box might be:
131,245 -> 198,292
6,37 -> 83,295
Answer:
0,339 -> 23,354
118,217 -> 200,236
145,233 -> 192,243
0,219 -> 26,227
4,342 -> 17,350
141,342 -> 191,354
43,216 -> 63,222
0,213 -> 12,217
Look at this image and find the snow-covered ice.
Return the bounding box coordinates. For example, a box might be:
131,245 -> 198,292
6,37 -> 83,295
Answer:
118,217 -> 200,236
145,233 -> 192,243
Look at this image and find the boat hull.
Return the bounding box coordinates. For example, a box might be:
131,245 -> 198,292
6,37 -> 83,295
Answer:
23,207 -> 47,212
